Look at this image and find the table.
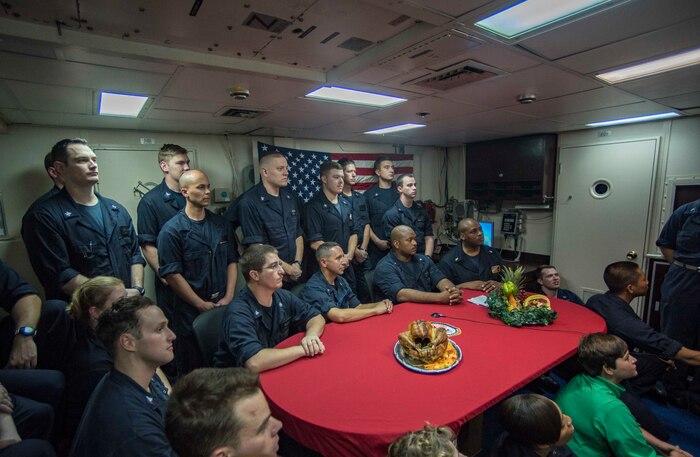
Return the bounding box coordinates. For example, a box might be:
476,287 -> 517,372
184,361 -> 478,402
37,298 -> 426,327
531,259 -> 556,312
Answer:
260,290 -> 606,457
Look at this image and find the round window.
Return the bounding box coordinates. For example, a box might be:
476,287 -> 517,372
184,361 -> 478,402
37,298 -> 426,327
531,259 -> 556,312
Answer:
590,179 -> 612,199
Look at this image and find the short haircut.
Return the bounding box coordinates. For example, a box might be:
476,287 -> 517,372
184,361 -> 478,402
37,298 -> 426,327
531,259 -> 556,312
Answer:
95,296 -> 155,356
535,265 -> 556,280
240,244 -> 278,281
158,144 -> 188,164
603,261 -> 641,293
578,333 -> 628,376
373,156 -> 392,171
259,152 -> 285,167
166,368 -> 261,457
316,241 -> 341,262
67,276 -> 124,325
43,152 -> 54,172
337,157 -> 355,169
388,424 -> 455,457
50,138 -> 89,164
499,394 -> 561,447
396,173 -> 414,188
320,160 -> 342,177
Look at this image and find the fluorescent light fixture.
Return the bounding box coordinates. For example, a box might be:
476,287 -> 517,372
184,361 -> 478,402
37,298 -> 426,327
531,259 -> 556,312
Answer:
305,86 -> 406,108
475,0 -> 609,39
99,92 -> 149,117
586,112 -> 680,127
596,47 -> 700,83
364,123 -> 426,135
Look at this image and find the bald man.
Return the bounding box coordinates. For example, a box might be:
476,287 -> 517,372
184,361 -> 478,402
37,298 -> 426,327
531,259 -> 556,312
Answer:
438,218 -> 503,293
373,226 -> 461,305
157,170 -> 239,374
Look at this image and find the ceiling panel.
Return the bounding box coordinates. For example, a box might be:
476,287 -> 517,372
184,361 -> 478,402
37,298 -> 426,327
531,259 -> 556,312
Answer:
655,92 -> 700,110
5,81 -> 90,114
0,108 -> 30,123
360,96 -> 485,124
155,97 -> 227,113
164,67 -> 318,106
403,0 -> 491,18
520,0 -> 700,61
435,64 -> 601,107
549,101 -> 673,125
0,52 -> 170,94
271,97 -> 378,116
615,66 -> 700,101
146,109 -> 244,124
255,108 -> 352,130
0,82 -> 20,109
503,87 -> 643,117
556,17 -> 700,74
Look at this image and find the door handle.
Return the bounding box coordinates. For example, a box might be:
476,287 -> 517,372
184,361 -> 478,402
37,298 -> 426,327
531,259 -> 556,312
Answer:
626,250 -> 638,260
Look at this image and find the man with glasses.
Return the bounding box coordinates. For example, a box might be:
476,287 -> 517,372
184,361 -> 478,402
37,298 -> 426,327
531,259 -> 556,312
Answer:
214,245 -> 325,373
301,242 -> 392,323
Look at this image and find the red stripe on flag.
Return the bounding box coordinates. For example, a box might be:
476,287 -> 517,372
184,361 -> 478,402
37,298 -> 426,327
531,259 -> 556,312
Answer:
355,167 -> 413,175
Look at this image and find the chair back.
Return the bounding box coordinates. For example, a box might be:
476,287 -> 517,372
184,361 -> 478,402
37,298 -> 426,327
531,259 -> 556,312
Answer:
192,306 -> 227,367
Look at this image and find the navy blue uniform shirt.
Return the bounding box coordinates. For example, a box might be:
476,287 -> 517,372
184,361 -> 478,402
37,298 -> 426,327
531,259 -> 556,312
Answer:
70,369 -> 174,457
657,199 -> 700,266
21,185 -> 61,244
136,180 -> 185,246
300,271 -> 361,321
304,191 -> 356,252
236,183 -> 303,263
373,251 -> 446,303
23,189 -> 144,301
553,288 -> 584,306
381,199 -> 433,253
586,292 -> 682,359
341,190 -> 370,244
0,259 -> 38,313
365,184 -> 398,237
214,287 -> 320,368
437,244 -> 503,285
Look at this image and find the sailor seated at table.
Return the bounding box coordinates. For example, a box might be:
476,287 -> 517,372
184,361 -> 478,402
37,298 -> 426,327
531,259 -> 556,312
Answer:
301,242 -> 393,323
373,226 -> 461,305
585,261 -> 700,402
437,217 -> 503,294
535,265 -> 583,305
556,333 -> 692,457
166,367 -> 283,457
214,244 -> 326,373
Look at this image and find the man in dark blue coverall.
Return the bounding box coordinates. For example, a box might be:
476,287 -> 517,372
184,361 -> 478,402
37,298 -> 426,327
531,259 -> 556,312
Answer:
158,170 -> 238,374
232,152 -> 304,287
23,138 -> 145,302
657,199 -> 700,414
304,161 -> 358,292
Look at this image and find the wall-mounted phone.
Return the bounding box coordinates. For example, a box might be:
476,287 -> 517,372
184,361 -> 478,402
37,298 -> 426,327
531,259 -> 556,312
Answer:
501,211 -> 521,235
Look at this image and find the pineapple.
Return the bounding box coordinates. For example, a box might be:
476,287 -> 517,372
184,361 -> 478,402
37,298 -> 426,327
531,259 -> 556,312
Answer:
501,266 -> 525,311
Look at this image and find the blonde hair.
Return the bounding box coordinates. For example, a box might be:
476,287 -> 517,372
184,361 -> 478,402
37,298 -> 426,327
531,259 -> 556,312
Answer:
67,276 -> 124,324
388,424 -> 457,457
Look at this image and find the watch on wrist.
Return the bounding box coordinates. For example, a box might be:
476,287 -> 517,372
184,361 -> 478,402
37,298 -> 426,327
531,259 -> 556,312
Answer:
290,260 -> 300,266
133,286 -> 145,296
15,326 -> 37,337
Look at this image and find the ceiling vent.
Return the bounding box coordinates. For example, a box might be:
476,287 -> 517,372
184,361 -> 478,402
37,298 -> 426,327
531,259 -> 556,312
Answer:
218,107 -> 270,119
406,59 -> 505,91
338,37 -> 374,52
377,31 -> 482,73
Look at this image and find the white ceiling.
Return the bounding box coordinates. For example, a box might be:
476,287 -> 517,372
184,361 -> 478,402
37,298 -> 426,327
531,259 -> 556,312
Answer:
0,0 -> 699,146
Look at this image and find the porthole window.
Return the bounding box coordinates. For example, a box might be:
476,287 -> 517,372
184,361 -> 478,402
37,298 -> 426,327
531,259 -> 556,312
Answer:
590,179 -> 612,199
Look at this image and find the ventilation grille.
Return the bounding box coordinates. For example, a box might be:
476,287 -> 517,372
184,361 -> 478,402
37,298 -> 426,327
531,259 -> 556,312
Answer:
338,37 -> 374,52
219,108 -> 269,119
406,60 -> 505,91
377,31 -> 481,73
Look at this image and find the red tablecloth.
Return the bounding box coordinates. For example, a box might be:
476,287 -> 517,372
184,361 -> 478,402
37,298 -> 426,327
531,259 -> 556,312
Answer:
260,290 -> 606,457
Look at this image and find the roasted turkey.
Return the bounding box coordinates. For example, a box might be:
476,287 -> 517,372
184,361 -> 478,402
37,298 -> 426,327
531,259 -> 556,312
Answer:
398,320 -> 448,363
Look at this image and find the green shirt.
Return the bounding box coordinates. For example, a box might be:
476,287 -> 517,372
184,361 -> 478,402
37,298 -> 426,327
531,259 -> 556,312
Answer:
556,374 -> 657,457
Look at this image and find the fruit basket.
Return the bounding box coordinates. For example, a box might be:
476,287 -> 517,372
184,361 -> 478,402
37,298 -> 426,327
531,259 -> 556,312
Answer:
487,266 -> 558,327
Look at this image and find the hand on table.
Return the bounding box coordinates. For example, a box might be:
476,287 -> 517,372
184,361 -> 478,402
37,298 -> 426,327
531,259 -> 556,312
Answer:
374,299 -> 393,315
480,280 -> 500,294
300,336 -> 325,357
440,287 -> 462,305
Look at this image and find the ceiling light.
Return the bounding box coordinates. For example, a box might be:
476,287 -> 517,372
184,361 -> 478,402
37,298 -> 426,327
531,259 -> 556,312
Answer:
596,47 -> 700,84
305,86 -> 406,108
586,112 -> 680,127
99,92 -> 149,117
475,0 -> 609,39
364,123 -> 426,135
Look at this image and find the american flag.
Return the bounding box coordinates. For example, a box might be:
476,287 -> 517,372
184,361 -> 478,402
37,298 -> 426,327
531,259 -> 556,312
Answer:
257,141 -> 413,203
